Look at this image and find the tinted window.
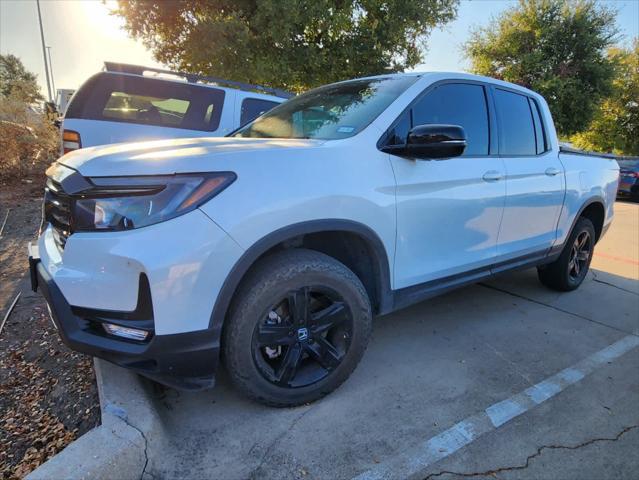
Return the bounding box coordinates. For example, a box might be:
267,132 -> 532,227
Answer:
240,98 -> 279,126
529,98 -> 547,154
494,89 -> 536,155
235,76 -> 418,140
412,83 -> 489,156
102,93 -> 190,126
66,72 -> 225,132
386,110 -> 411,146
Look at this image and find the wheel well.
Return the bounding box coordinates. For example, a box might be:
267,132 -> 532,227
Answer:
580,202 -> 605,242
234,230 -> 385,315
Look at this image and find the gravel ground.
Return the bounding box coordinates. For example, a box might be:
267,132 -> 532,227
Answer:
0,176 -> 100,479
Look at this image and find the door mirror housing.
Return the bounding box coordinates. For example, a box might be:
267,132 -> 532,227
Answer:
383,124 -> 467,159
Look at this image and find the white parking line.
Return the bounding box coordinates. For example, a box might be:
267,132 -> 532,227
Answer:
353,335 -> 639,480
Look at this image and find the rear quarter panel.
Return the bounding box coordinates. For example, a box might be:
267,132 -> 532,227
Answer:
555,152 -> 620,245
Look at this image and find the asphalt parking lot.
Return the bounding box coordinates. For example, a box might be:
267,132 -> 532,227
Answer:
145,202 -> 638,480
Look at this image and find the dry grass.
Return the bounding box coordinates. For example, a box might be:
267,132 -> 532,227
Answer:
0,97 -> 59,180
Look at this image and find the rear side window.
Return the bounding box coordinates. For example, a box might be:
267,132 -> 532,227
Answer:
529,98 -> 547,154
494,89 -> 536,156
240,98 -> 279,126
66,73 -> 225,132
412,83 -> 489,156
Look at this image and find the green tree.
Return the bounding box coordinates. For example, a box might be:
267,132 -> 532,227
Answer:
571,41 -> 639,155
0,54 -> 44,104
463,0 -> 618,136
114,0 -> 459,92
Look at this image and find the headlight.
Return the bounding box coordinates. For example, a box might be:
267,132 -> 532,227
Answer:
73,172 -> 236,231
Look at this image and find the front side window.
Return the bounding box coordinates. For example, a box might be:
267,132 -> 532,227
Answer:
234,76 -> 418,140
411,83 -> 490,156
494,89 -> 536,156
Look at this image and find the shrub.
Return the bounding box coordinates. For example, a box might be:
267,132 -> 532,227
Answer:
0,94 -> 59,180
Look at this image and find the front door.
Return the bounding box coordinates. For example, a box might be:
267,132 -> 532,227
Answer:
389,82 -> 506,289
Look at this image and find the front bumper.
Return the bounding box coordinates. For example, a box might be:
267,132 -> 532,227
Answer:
30,244 -> 219,390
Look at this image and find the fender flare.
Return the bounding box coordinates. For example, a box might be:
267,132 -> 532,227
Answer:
552,195 -> 606,255
208,219 -> 393,335
572,195 -> 606,239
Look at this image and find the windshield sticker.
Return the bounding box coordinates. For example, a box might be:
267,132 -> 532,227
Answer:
337,126 -> 355,133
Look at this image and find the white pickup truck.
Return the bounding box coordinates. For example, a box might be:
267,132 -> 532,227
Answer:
30,72 -> 619,406
60,62 -> 289,154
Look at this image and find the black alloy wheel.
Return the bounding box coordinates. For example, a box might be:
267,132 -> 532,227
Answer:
252,286 -> 353,388
223,249 -> 372,407
567,230 -> 592,281
538,216 -> 596,292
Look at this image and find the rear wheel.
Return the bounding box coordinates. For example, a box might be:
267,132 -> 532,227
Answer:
537,217 -> 595,291
223,249 -> 372,407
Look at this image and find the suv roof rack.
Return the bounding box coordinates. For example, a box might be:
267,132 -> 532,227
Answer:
103,62 -> 294,99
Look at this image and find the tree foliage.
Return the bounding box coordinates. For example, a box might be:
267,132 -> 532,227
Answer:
463,0 -> 618,136
571,41 -> 639,155
0,54 -> 44,104
114,0 -> 459,92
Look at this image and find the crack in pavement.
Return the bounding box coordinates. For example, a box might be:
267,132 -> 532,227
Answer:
249,406 -> 314,479
116,415 -> 152,480
591,271 -> 639,297
423,425 -> 639,479
478,283 -> 638,338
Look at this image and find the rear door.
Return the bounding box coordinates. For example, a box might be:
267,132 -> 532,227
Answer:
63,72 -> 228,148
388,82 -> 507,288
492,87 -> 564,263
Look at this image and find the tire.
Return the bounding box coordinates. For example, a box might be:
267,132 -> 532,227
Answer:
223,248 -> 372,407
537,217 -> 596,292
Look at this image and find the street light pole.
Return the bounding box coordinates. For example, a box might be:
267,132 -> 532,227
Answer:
46,46 -> 56,96
36,0 -> 53,102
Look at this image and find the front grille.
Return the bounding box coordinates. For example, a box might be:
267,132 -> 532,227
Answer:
44,177 -> 73,250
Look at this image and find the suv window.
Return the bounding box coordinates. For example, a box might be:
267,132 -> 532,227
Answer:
412,83 -> 489,156
66,72 -> 225,132
102,93 -> 190,127
240,98 -> 280,126
494,89 -> 536,156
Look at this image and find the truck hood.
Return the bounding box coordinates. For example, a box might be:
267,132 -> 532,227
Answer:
58,137 -> 326,177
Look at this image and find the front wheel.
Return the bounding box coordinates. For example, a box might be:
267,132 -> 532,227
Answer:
537,217 -> 595,291
223,249 -> 372,407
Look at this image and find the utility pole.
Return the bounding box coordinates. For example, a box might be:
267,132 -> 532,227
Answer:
36,0 -> 53,102
47,46 -> 56,96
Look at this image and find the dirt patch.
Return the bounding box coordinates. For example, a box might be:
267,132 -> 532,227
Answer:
0,176 -> 100,479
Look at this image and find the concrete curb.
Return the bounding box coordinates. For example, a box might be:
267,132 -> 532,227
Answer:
26,360 -> 164,480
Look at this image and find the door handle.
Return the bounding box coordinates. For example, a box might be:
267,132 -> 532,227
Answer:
482,170 -> 503,182
545,167 -> 561,176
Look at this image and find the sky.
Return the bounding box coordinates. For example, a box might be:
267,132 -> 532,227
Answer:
1,0 -> 638,100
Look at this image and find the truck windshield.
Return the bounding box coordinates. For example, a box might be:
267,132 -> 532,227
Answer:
234,76 -> 418,140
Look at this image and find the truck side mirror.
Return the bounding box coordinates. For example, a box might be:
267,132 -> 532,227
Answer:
383,124 -> 467,159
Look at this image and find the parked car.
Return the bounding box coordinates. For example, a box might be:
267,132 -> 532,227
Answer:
60,62 -> 290,154
30,72 -> 619,407
616,159 -> 639,200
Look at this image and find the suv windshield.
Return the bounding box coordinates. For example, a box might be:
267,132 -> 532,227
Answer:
234,76 -> 418,140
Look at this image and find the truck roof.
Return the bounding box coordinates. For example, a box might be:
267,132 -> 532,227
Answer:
338,71 -> 543,100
